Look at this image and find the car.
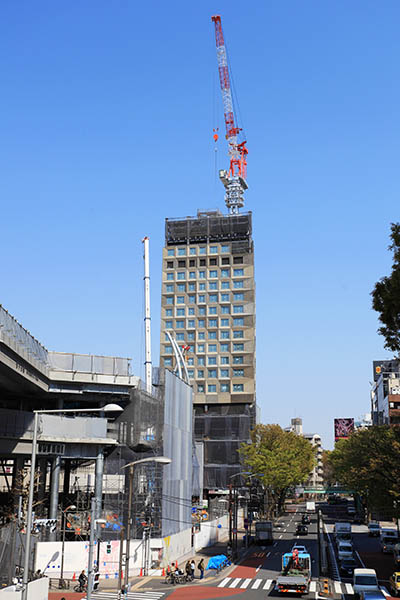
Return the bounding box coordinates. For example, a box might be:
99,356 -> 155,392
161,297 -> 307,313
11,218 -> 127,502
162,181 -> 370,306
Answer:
389,572 -> 400,597
338,541 -> 354,561
340,558 -> 358,577
348,506 -> 356,516
359,591 -> 387,600
301,515 -> 311,525
368,522 -> 380,537
353,568 -> 379,595
291,544 -> 307,553
296,524 -> 308,535
354,514 -> 364,525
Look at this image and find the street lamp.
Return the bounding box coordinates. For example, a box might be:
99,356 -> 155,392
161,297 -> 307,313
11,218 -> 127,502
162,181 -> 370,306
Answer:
87,497 -> 106,600
21,403 -> 123,600
59,504 -> 76,589
120,456 -> 172,590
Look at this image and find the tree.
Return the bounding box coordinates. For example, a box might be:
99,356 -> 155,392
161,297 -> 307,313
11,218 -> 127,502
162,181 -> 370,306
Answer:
372,223 -> 400,354
328,426 -> 400,514
239,424 -> 315,518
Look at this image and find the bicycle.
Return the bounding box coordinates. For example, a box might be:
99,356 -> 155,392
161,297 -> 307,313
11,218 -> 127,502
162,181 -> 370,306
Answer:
74,582 -> 88,593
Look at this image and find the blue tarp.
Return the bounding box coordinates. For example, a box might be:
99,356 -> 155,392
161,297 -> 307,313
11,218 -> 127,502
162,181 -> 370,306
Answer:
206,554 -> 229,570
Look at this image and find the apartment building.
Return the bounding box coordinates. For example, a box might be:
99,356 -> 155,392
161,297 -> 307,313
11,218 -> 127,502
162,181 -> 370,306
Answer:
287,418 -> 324,488
159,209 -> 256,493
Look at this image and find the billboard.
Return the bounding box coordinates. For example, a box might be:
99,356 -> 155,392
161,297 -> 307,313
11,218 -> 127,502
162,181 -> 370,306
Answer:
373,360 -> 400,382
334,418 -> 354,441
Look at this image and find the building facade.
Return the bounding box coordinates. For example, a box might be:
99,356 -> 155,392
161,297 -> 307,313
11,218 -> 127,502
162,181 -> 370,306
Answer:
159,209 -> 256,493
371,359 -> 400,426
287,418 -> 324,488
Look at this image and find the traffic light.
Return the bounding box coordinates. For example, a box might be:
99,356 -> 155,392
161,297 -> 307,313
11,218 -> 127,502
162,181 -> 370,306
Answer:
106,542 -> 111,554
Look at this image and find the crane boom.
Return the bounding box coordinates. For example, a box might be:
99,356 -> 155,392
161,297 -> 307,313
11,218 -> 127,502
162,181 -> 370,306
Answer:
212,15 -> 248,214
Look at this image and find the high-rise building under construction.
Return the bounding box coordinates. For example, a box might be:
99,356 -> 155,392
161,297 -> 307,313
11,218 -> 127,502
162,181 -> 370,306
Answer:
159,209 -> 256,493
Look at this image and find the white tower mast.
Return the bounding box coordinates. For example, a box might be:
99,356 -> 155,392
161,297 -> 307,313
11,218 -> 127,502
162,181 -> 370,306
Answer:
142,237 -> 152,393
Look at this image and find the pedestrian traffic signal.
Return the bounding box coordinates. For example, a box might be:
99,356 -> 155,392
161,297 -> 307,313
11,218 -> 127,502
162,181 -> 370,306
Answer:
106,542 -> 111,554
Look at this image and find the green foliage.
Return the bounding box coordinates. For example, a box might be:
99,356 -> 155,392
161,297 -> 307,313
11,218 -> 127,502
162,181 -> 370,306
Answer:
372,223 -> 400,354
328,426 -> 400,512
239,424 -> 315,517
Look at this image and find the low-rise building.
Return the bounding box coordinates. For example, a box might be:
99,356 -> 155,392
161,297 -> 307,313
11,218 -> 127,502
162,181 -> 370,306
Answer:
371,360 -> 400,426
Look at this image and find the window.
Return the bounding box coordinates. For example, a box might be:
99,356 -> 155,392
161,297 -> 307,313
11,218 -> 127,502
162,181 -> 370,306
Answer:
166,272 -> 174,281
233,384 -> 244,392
209,293 -> 218,302
166,297 -> 173,305
208,319 -> 218,328
233,305 -> 244,314
233,369 -> 244,377
199,259 -> 206,266
233,317 -> 244,326
199,247 -> 206,255
208,344 -> 217,352
176,320 -> 184,329
233,330 -> 244,338
220,343 -> 229,352
176,308 -> 184,316
188,295 -> 196,303
233,356 -> 243,364
188,319 -> 195,328
221,293 -> 229,302
221,244 -> 230,253
209,281 -> 218,290
198,294 -> 205,303
221,306 -> 230,314
199,282 -> 206,290
190,247 -> 196,255
165,320 -> 173,329
166,284 -> 173,293
198,307 -> 206,315
208,370 -> 217,378
164,357 -> 172,366
220,330 -> 230,339
208,384 -> 217,393
233,268 -> 244,276
188,369 -> 194,378
178,248 -> 186,256
198,356 -> 205,366
220,369 -> 229,378
189,259 -> 195,267
221,383 -> 230,392
233,343 -> 244,351
209,270 -> 218,278
187,357 -> 194,365
199,271 -> 206,279
209,306 -> 217,315
177,283 -> 185,292
197,344 -> 205,353
209,257 -> 217,266
209,331 -> 217,340
187,332 -> 195,341
165,345 -> 173,354
177,272 -> 185,280
167,249 -> 174,257
189,272 -> 196,279
221,269 -> 230,278
221,257 -> 230,265
188,307 -> 195,315
198,319 -> 205,327
177,296 -> 185,304
198,384 -> 205,393
221,356 -> 229,364
221,281 -> 230,289
208,356 -> 217,365
188,345 -> 194,352
188,283 -> 196,291
178,261 -> 186,269
167,261 -> 173,268
233,280 -> 244,289
197,369 -> 204,378
210,246 -> 218,254
198,332 -> 205,340
233,293 -> 244,301
220,318 -> 229,327
165,308 -> 173,317
176,333 -> 185,341
233,256 -> 243,264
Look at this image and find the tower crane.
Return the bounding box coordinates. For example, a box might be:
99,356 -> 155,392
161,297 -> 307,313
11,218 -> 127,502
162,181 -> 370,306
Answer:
211,15 -> 248,215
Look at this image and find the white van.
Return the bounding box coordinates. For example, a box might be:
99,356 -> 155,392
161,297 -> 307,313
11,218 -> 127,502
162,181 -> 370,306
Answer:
353,568 -> 379,595
338,541 -> 354,561
334,522 -> 352,540
306,501 -> 316,513
380,528 -> 397,541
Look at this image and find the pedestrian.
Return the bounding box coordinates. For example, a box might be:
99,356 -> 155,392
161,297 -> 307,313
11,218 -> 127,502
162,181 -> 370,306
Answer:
198,558 -> 205,580
185,560 -> 192,580
191,559 -> 195,579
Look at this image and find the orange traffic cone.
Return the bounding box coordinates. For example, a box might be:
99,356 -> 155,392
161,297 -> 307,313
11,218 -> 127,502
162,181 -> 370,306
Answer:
175,561 -> 178,569
161,567 -> 165,576
72,572 -> 76,580
139,567 -> 143,577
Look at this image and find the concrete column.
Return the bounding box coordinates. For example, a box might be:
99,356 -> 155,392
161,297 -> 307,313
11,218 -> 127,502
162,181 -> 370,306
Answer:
63,459 -> 71,501
94,448 -> 104,520
49,455 -> 61,541
37,458 -> 48,515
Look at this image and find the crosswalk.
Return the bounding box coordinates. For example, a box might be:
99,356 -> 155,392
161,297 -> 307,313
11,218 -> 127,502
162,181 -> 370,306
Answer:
217,577 -> 390,596
90,592 -> 165,600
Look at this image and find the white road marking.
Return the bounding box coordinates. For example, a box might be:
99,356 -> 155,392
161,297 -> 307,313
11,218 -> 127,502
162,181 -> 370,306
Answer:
310,581 -> 317,592
256,565 -> 261,572
218,577 -> 230,588
356,550 -> 366,568
229,578 -> 241,588
334,581 -> 342,594
345,583 -> 354,594
380,587 -> 390,597
263,579 -> 273,590
251,578 -> 262,589
267,551 -> 271,557
279,534 -> 283,539
240,579 -> 252,588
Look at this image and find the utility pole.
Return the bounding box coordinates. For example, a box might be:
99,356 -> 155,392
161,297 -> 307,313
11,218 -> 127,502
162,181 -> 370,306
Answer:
123,467 -> 134,589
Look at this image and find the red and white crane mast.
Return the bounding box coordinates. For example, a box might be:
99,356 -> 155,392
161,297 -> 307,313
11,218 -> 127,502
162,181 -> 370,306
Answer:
211,15 -> 248,215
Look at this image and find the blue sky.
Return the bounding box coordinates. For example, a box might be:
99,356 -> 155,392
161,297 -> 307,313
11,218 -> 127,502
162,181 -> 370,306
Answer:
1,1 -> 400,448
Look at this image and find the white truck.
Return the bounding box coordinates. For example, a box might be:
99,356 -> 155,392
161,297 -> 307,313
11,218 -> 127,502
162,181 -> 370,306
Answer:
255,521 -> 273,545
334,522 -> 352,542
306,501 -> 316,514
